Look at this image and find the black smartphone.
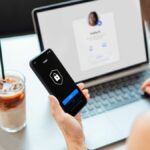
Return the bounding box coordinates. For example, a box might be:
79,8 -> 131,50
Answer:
30,49 -> 87,116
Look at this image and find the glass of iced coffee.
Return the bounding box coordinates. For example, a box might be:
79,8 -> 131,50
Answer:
0,71 -> 26,133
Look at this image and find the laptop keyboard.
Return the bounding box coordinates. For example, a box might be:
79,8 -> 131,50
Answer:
81,70 -> 150,119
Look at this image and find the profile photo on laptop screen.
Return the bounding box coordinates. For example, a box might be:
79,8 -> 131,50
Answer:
88,11 -> 102,26
72,11 -> 120,72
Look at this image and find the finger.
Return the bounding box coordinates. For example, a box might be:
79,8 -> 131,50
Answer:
83,92 -> 90,100
144,87 -> 150,95
77,83 -> 85,91
49,95 -> 65,122
82,89 -> 90,100
75,113 -> 81,123
141,78 -> 150,90
85,94 -> 90,100
82,89 -> 89,95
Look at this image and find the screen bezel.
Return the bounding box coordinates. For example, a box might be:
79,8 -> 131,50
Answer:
32,0 -> 149,83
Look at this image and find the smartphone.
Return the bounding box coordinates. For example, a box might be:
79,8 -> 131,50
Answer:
30,49 -> 87,116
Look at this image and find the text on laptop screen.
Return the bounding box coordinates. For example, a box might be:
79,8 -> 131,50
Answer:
37,0 -> 147,82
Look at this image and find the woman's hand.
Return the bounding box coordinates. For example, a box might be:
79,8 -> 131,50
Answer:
141,78 -> 150,95
49,83 -> 90,150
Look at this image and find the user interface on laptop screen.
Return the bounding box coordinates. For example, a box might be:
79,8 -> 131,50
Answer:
36,0 -> 147,82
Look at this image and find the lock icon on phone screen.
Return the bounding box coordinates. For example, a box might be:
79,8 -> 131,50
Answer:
50,69 -> 63,85
53,73 -> 60,81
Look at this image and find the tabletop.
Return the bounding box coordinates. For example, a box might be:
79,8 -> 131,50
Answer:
1,32 -> 149,150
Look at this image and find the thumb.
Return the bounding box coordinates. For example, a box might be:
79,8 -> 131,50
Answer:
49,95 -> 65,122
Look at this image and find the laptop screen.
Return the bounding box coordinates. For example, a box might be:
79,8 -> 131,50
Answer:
35,0 -> 148,82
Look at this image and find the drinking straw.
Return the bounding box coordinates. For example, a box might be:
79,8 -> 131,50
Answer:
0,41 -> 5,80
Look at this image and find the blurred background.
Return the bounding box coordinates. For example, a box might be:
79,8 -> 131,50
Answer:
0,0 -> 149,37
0,0 -> 69,37
0,0 -> 150,37
141,0 -> 150,29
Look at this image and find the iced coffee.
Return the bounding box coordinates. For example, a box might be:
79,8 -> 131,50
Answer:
0,71 -> 26,132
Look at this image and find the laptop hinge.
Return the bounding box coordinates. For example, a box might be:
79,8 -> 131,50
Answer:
85,64 -> 149,88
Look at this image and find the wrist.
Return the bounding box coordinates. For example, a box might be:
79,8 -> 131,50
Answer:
67,141 -> 87,150
66,137 -> 86,150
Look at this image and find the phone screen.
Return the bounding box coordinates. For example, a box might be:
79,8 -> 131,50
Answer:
30,49 -> 87,116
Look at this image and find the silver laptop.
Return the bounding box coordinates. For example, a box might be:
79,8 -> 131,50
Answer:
32,0 -> 150,149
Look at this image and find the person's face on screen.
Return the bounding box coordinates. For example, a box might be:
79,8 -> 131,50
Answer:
88,12 -> 98,26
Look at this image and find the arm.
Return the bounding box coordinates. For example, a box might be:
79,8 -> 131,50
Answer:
49,83 -> 89,150
127,78 -> 150,150
127,112 -> 150,150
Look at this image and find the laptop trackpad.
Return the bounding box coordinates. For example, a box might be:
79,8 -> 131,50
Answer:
82,99 -> 150,149
82,114 -> 121,149
106,99 -> 150,137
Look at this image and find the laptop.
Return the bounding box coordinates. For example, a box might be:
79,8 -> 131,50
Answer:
32,0 -> 150,149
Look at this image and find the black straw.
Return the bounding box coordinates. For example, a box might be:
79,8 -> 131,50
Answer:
0,41 -> 5,80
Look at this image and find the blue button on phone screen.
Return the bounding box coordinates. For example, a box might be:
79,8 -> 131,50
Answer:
62,89 -> 79,105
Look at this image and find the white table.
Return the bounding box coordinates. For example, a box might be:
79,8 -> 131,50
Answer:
0,34 -> 139,150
